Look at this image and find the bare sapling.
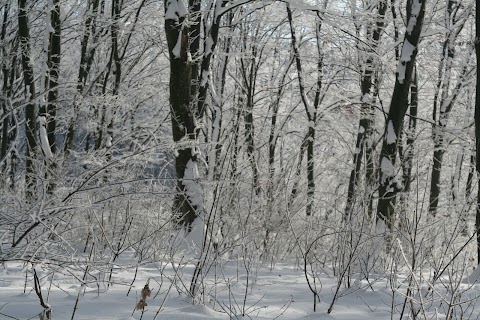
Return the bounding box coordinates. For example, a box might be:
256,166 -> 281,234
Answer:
33,268 -> 52,320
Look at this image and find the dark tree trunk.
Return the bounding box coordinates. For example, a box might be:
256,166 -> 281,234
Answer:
1,3 -> 11,167
238,21 -> 261,196
377,0 -> 426,229
428,0 -> 469,217
165,1 -> 199,228
106,0 -> 122,162
286,4 -> 325,216
42,0 -> 61,193
47,0 -> 60,154
403,67 -> 417,193
268,59 -> 291,204
18,0 -> 37,201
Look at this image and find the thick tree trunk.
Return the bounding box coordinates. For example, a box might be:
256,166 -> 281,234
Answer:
377,0 -> 426,229
18,0 -> 37,201
165,1 -> 200,228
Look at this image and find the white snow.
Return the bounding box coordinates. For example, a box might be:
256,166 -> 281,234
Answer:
172,30 -> 183,59
380,156 -> 394,183
386,121 -> 396,144
361,93 -> 370,104
183,159 -> 203,211
165,0 -> 188,22
204,35 -> 215,56
106,135 -> 112,148
38,116 -> 53,159
200,71 -> 209,87
406,0 -> 422,35
396,40 -> 415,84
358,126 -> 365,134
1,257 -> 478,320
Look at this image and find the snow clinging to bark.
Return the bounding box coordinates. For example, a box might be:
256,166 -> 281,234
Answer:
172,30 -> 183,59
406,0 -> 422,35
165,0 -> 187,22
183,159 -> 203,212
204,35 -> 215,56
380,156 -> 394,184
386,121 -> 396,144
38,116 -> 53,159
397,40 -> 415,84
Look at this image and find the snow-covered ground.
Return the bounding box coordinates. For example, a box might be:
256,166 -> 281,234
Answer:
2,256 -> 480,320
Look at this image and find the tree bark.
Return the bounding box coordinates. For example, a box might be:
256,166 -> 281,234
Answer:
428,1 -> 470,217
1,3 -> 11,167
18,0 -> 37,201
286,4 -> 325,216
345,0 -> 387,221
47,0 -> 60,154
474,0 -> 480,263
377,0 -> 426,229
165,0 -> 199,227
64,0 -> 101,153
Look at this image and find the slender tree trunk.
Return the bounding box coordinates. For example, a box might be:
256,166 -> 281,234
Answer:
403,67 -> 418,193
474,0 -> 480,263
41,0 -> 61,193
428,1 -> 470,217
267,58 -> 291,205
64,0 -> 101,153
239,21 -> 261,196
188,0 -> 201,104
345,0 -> 387,221
1,3 -> 11,167
398,65 -> 418,229
18,0 -> 37,201
106,0 -> 121,162
286,3 -> 325,216
464,152 -> 475,235
47,0 -> 60,154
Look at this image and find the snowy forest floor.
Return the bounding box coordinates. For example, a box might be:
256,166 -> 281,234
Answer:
2,254 -> 480,320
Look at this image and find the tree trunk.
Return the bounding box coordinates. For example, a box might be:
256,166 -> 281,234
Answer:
18,0 -> 37,201
165,0 -> 200,228
41,0 -> 61,193
474,0 -> 480,263
377,0 -> 426,229
428,1 -> 470,217
403,67 -> 418,193
1,3 -> 11,167
286,3 -> 325,216
345,0 -> 387,221
47,0 -> 60,154
64,0 -> 101,153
